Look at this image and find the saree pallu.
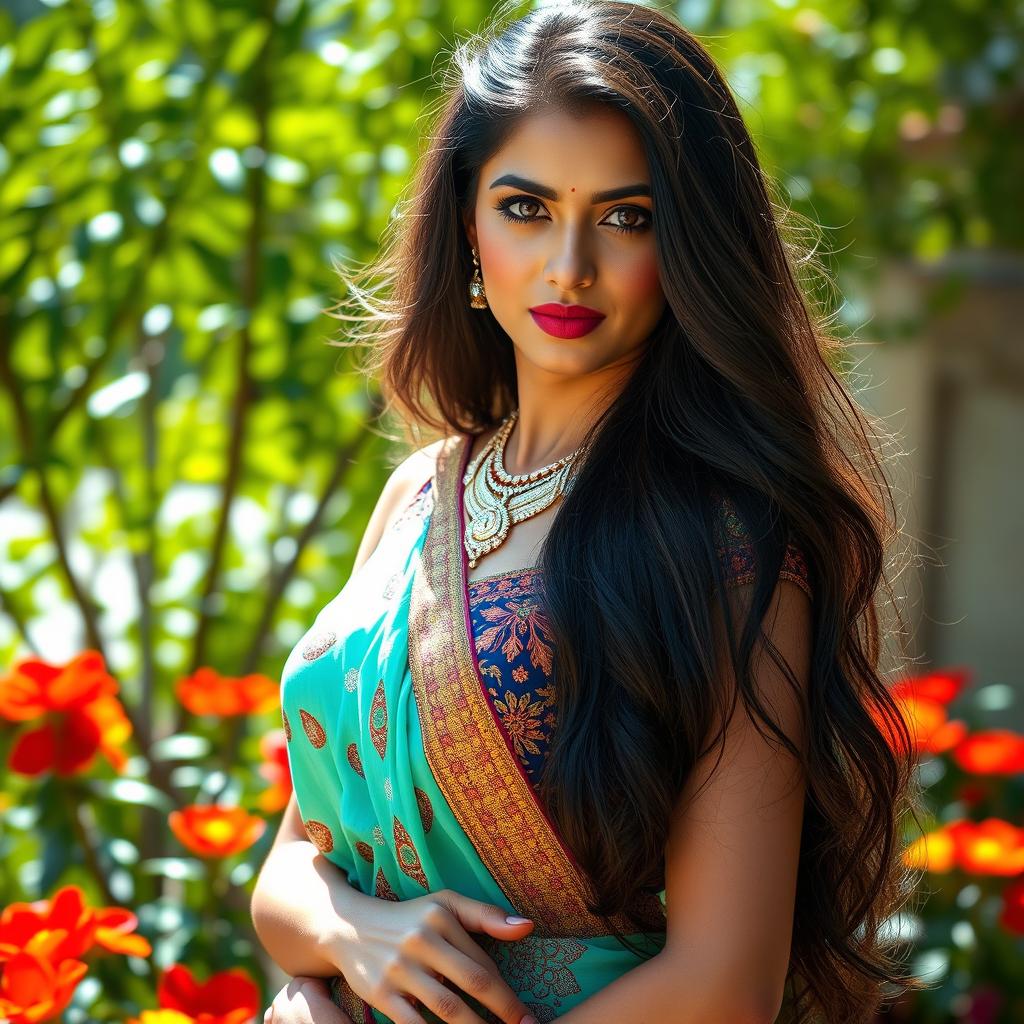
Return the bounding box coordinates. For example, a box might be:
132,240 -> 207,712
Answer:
280,432 -> 667,1024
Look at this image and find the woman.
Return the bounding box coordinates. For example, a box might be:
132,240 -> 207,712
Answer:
251,3 -> 926,1022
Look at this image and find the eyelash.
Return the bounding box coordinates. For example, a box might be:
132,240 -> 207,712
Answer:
493,194 -> 652,234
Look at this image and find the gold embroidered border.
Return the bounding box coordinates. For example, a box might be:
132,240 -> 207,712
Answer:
408,433 -> 638,937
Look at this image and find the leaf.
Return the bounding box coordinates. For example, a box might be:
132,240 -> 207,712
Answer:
86,778 -> 175,813
224,19 -> 270,76
139,857 -> 205,880
149,733 -> 212,762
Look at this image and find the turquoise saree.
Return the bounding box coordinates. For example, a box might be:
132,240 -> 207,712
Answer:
279,432 -> 670,1023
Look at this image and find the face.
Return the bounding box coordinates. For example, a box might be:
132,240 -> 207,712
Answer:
464,104 -> 665,382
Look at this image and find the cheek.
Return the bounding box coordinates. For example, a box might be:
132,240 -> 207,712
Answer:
475,221 -> 524,289
478,241 -> 517,288
620,248 -> 663,305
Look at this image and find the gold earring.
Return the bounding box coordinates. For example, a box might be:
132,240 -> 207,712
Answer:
468,246 -> 488,309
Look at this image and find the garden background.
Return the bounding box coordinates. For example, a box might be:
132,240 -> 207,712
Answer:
1,0 -> 1022,1021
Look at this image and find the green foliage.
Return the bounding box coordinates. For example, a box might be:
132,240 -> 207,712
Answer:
683,0 -> 1023,251
0,0 -> 495,1016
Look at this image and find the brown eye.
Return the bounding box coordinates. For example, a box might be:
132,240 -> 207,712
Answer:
493,195 -> 652,234
494,196 -> 546,223
603,206 -> 652,234
510,198 -> 542,218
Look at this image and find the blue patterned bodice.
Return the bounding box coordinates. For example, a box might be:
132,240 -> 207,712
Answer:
413,478 -> 812,792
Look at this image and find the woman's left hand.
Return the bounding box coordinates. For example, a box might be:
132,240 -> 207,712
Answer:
263,976 -> 354,1024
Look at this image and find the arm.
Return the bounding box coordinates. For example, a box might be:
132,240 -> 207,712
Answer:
251,440 -> 442,977
252,437 -> 542,1024
557,578 -> 812,1024
251,789 -> 378,978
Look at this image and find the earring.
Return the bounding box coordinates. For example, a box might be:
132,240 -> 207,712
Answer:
468,246 -> 488,309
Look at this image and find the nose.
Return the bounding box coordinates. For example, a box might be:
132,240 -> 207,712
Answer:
545,228 -> 595,291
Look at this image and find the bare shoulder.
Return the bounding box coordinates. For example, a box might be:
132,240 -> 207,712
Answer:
352,437 -> 447,571
389,437 -> 446,492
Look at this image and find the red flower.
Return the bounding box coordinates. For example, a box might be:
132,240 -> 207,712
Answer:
255,729 -> 292,814
903,818 -> 1024,876
0,651 -> 132,777
880,667 -> 971,757
960,984 -> 1005,1024
169,805 -> 266,858
175,669 -> 278,717
952,729 -> 1024,774
890,667 -> 971,706
955,781 -> 989,808
998,876 -> 1024,936
0,949 -> 88,1024
0,885 -> 151,963
156,964 -> 260,1024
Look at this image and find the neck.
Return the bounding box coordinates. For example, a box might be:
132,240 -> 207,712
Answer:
502,362 -> 634,475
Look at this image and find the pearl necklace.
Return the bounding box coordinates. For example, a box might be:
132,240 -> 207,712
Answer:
462,409 -> 582,568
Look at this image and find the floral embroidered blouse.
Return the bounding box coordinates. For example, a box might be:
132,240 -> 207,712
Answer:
422,479 -> 812,792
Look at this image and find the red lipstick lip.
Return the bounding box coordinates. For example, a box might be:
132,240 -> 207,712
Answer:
529,303 -> 605,319
529,309 -> 604,339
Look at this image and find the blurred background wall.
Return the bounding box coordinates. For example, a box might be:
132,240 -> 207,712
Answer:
861,253 -> 1024,726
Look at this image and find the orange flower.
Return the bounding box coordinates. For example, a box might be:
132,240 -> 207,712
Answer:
903,818 -> 1024,876
0,885 -> 152,964
0,651 -> 117,720
0,949 -> 88,1024
955,818 -> 1024,876
155,964 -> 260,1024
952,729 -> 1024,774
256,729 -> 292,813
890,667 -> 971,706
879,667 -> 971,757
0,651 -> 133,777
169,805 -> 266,858
126,1013 -> 196,1024
903,826 -> 957,873
175,668 -> 278,717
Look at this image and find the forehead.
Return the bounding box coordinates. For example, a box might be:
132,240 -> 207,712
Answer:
482,105 -> 649,186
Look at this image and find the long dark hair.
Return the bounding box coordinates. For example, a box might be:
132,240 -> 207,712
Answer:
326,2 -> 928,1020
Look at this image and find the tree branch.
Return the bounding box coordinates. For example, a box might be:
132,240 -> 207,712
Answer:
184,21 -> 276,695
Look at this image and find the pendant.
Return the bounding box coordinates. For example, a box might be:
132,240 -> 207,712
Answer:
463,421 -> 578,567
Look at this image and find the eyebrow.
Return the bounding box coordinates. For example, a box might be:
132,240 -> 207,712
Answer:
488,173 -> 651,204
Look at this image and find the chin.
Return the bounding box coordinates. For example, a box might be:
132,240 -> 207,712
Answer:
528,348 -> 608,377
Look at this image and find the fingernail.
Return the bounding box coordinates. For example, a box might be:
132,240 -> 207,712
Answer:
521,1017 -> 538,1024
505,915 -> 532,925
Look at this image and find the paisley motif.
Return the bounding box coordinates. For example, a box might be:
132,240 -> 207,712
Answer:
355,841 -> 374,864
346,742 -> 364,778
301,630 -> 336,661
369,679 -> 388,759
393,815 -> 429,890
299,708 -> 326,749
281,709 -> 291,742
303,819 -> 334,853
415,787 -> 434,833
375,867 -> 399,901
